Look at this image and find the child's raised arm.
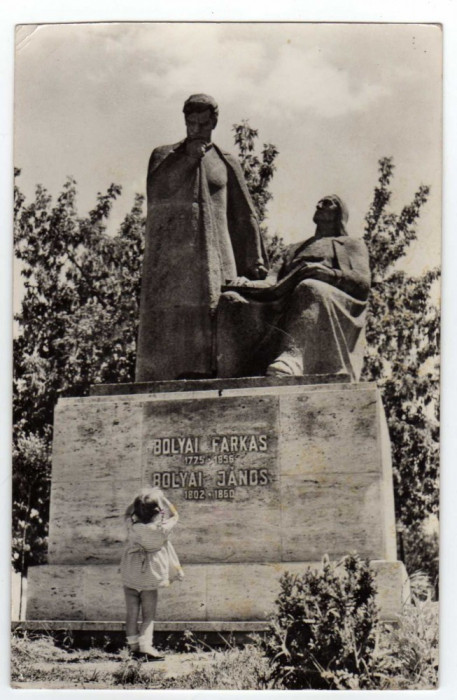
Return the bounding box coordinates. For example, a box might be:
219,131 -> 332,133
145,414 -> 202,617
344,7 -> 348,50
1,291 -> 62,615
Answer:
160,493 -> 178,519
147,487 -> 177,517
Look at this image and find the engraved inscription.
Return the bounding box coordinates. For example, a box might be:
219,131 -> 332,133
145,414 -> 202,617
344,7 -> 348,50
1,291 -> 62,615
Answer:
148,433 -> 272,500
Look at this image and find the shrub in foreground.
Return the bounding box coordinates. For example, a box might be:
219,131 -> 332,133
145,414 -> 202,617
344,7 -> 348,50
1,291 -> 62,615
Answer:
261,555 -> 382,689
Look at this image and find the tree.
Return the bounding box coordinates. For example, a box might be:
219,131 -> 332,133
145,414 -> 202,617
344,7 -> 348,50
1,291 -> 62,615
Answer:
362,157 -> 440,531
13,170 -> 145,574
233,121 -> 285,269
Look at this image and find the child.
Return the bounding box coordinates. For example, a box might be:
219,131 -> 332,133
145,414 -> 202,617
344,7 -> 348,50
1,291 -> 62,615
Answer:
120,487 -> 184,659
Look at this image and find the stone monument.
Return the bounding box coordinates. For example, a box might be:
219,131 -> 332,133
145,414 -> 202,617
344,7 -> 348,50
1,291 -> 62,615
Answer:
26,96 -> 407,631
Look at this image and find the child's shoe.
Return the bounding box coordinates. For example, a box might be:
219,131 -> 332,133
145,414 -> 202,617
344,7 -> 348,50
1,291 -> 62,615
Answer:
134,647 -> 165,661
137,631 -> 165,660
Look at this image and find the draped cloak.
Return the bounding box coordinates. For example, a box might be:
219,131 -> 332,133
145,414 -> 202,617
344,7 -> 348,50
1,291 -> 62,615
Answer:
217,234 -> 371,381
135,140 -> 268,382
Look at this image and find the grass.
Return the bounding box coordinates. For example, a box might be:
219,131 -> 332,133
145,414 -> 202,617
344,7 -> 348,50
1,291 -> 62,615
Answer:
10,631 -> 268,690
11,632 -> 124,688
11,599 -> 439,690
160,645 -> 269,690
111,650 -> 160,687
378,598 -> 439,690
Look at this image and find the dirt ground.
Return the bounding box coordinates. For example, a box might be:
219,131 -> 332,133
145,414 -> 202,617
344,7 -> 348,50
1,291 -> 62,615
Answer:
11,643 -> 216,689
11,631 -> 271,691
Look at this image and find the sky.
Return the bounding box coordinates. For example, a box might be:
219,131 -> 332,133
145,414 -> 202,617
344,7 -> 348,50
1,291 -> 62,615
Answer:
14,22 -> 442,284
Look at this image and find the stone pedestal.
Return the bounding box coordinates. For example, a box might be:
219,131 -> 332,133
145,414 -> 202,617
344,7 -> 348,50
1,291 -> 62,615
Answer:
27,378 -> 407,623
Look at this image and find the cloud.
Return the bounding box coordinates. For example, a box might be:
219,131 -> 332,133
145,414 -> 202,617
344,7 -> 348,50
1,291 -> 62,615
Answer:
134,25 -> 267,104
14,21 -> 441,278
249,44 -> 390,119
100,24 -> 391,120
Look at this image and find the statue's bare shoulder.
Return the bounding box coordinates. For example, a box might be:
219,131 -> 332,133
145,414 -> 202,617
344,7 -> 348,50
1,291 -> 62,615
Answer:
148,141 -> 184,176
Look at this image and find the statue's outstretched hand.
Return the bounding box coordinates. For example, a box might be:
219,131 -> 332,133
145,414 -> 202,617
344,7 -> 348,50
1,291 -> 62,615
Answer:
227,276 -> 271,288
251,263 -> 269,280
298,263 -> 336,283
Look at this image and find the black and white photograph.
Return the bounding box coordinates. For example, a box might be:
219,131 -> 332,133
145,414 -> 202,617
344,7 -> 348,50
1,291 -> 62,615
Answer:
9,17 -> 444,692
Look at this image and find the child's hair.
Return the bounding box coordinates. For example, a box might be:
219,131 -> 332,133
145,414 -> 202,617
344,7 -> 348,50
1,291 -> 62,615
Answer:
131,490 -> 161,524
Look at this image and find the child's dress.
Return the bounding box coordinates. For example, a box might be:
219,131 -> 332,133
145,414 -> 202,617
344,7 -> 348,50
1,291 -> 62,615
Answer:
120,513 -> 184,591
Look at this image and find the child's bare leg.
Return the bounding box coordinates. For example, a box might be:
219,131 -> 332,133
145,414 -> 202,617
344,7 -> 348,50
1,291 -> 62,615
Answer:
139,590 -> 163,658
124,586 -> 140,649
139,590 -> 157,646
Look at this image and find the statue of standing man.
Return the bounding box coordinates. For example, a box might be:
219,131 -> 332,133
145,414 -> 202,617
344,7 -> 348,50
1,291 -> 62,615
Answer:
135,94 -> 268,382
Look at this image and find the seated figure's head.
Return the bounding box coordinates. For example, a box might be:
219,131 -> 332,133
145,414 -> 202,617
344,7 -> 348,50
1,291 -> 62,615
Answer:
313,195 -> 348,236
183,94 -> 219,142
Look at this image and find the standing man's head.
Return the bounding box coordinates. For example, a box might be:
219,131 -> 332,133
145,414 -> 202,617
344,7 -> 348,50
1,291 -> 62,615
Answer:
183,94 -> 219,143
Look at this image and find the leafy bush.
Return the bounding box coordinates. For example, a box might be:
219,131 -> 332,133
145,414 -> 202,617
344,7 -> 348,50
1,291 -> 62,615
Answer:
261,555 -> 382,689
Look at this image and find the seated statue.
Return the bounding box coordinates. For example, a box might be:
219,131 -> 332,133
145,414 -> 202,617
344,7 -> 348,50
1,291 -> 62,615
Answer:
217,195 -> 371,381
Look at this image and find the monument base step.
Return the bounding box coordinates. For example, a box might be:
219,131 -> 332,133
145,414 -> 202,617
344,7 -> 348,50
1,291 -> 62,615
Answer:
12,619 -> 271,648
87,374 -> 351,397
26,560 -> 409,623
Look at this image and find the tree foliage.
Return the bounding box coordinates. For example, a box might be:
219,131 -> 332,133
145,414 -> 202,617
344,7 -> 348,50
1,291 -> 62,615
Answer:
362,157 -> 440,528
232,121 -> 286,268
232,120 -> 278,224
401,522 -> 439,600
13,170 -> 144,571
